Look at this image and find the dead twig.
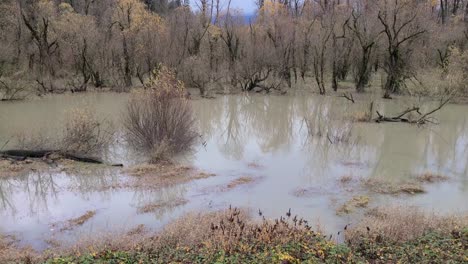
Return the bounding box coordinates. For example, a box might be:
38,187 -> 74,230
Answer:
340,92 -> 355,103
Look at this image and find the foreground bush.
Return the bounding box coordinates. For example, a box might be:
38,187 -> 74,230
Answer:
124,67 -> 198,162
39,207 -> 467,264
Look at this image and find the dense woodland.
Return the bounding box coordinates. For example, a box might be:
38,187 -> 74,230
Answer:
0,0 -> 467,99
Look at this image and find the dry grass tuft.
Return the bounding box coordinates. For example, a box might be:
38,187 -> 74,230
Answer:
346,206 -> 468,244
0,235 -> 38,263
123,163 -> 215,189
349,111 -> 371,122
0,159 -> 48,178
152,206 -> 331,260
137,198 -> 188,214
339,175 -> 354,184
223,176 -> 255,191
60,210 -> 96,231
247,162 -> 263,169
124,162 -> 192,177
126,225 -> 146,236
155,208 -> 251,249
362,178 -> 425,195
47,229 -> 152,259
290,186 -> 337,197
336,196 -> 370,215
416,172 -> 449,183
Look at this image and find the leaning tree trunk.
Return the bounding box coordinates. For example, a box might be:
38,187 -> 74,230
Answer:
383,50 -> 401,98
355,45 -> 373,93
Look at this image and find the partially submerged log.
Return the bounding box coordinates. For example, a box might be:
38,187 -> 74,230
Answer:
0,150 -> 123,167
1,149 -> 55,158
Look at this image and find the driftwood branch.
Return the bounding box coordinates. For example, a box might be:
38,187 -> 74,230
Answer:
340,92 -> 355,103
374,97 -> 452,125
415,97 -> 451,124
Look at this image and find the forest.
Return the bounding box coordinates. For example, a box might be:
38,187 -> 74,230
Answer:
0,0 -> 467,99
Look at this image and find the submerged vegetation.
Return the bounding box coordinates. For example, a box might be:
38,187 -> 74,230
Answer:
336,195 -> 370,215
362,178 -> 426,195
123,162 -> 216,189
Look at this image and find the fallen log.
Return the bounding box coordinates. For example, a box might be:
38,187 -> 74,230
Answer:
1,149 -> 54,158
0,149 -> 123,167
60,152 -> 104,164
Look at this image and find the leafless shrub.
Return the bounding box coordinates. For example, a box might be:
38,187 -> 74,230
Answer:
123,67 -> 198,163
12,108 -> 113,156
0,77 -> 29,101
14,130 -> 57,150
346,206 -> 468,244
61,108 -> 114,155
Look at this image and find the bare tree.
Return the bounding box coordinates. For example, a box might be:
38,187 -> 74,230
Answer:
348,9 -> 381,92
377,0 -> 426,98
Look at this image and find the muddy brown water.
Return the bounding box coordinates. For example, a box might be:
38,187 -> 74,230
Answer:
0,92 -> 467,250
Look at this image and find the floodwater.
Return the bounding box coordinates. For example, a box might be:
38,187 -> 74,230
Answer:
0,92 -> 467,250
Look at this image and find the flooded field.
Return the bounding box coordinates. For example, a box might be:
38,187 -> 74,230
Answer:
1,93 -> 467,251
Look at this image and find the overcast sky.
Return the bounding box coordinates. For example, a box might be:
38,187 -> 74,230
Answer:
191,0 -> 257,14
228,0 -> 256,13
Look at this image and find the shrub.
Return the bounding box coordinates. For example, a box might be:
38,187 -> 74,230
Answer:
124,67 -> 198,162
345,206 -> 467,244
61,108 -> 114,155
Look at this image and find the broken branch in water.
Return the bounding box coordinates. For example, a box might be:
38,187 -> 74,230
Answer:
374,96 -> 452,125
340,92 -> 355,103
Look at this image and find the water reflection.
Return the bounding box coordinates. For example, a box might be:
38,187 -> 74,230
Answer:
192,95 -> 468,184
0,93 -> 467,249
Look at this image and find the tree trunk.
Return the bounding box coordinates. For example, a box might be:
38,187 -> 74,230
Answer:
122,36 -> 132,87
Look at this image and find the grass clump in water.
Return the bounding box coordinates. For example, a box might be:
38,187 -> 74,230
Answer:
137,198 -> 188,214
123,162 -> 215,189
336,195 -> 370,215
59,210 -> 97,231
416,172 -> 449,183
362,178 -> 425,195
223,176 -> 255,191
